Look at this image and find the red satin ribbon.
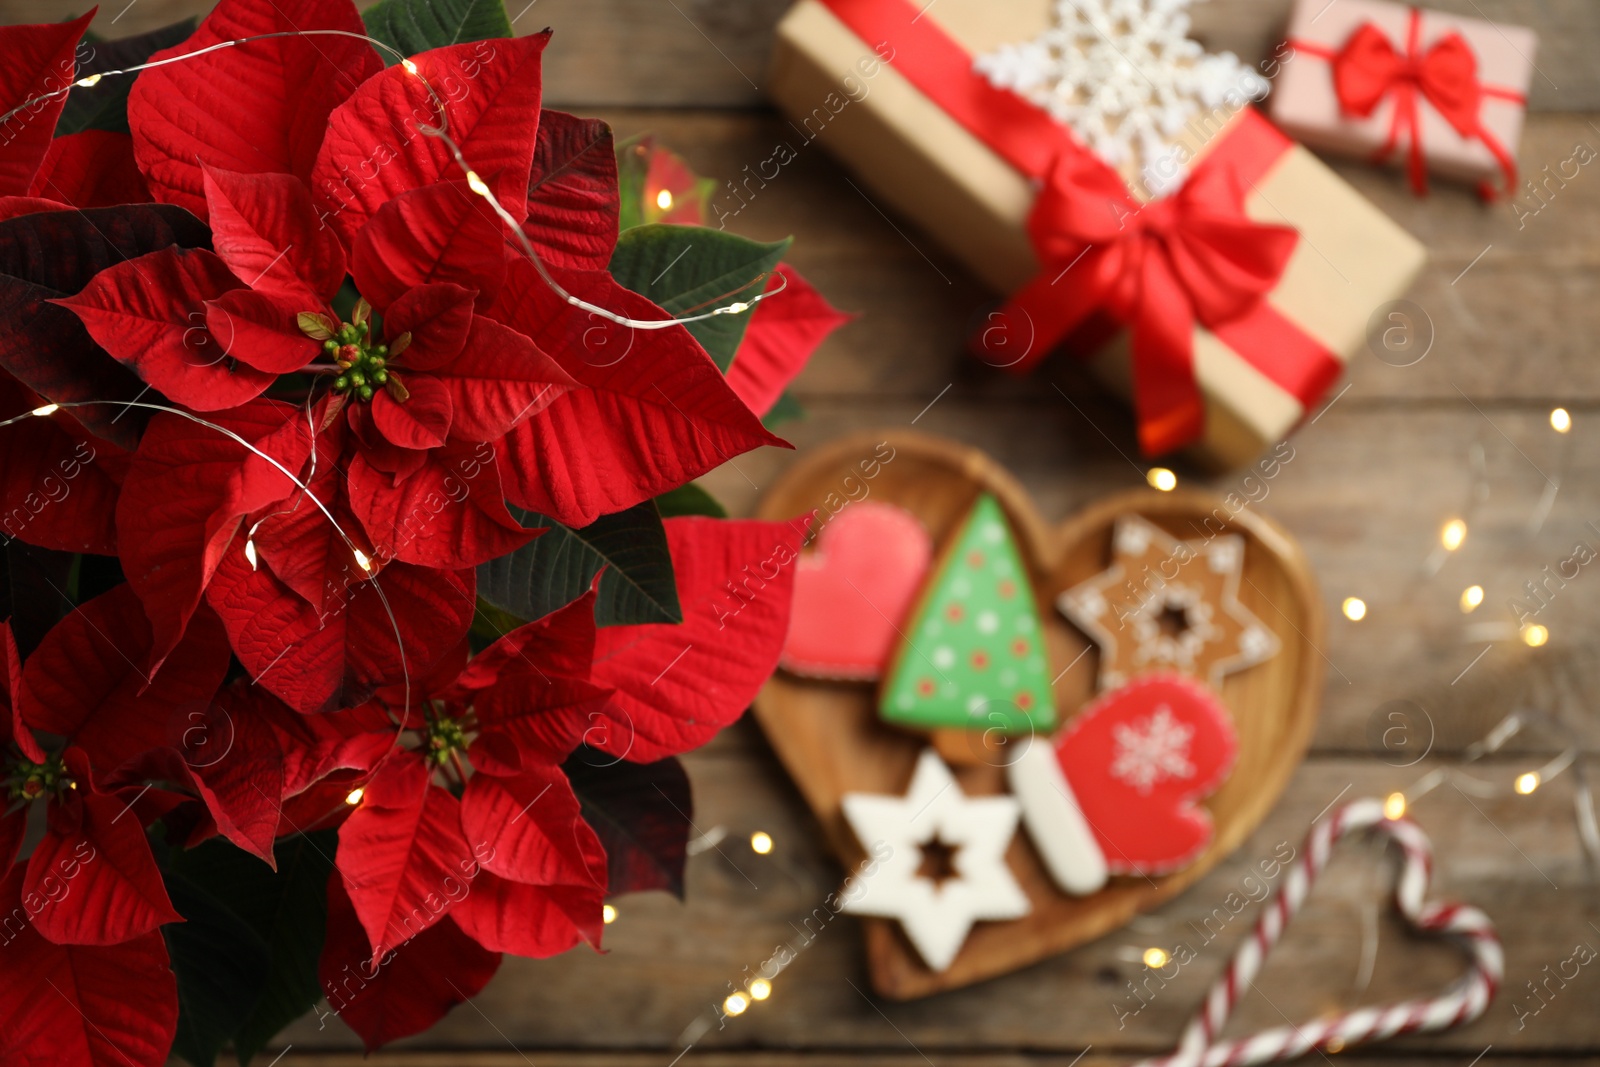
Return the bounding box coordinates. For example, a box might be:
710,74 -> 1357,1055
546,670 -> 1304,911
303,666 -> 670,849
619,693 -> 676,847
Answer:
998,116 -> 1304,454
1293,8 -> 1525,199
815,0 -> 1340,456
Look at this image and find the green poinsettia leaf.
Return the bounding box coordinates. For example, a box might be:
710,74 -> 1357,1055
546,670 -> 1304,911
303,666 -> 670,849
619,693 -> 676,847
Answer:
58,18 -> 196,135
162,873 -> 272,1067
3,542 -> 75,657
653,482 -> 726,519
762,389 -> 806,429
607,223 -> 790,371
564,748 -> 692,899
477,502 -> 681,628
169,832 -> 337,1067
615,137 -> 648,232
613,136 -> 716,231
362,0 -> 512,61
471,596 -> 526,649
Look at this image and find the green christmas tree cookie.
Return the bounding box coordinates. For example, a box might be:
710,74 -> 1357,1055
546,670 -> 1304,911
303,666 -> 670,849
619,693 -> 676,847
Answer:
880,493 -> 1057,736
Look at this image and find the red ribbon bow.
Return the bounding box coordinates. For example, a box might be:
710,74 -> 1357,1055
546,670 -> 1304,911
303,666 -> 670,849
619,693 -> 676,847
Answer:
996,149 -> 1299,456
1313,9 -> 1521,197
814,0 -> 1340,457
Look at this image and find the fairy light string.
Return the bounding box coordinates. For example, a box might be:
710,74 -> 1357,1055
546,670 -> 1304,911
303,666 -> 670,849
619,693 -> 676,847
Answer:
1,22 -> 808,790
1395,416 -> 1595,868
1,27 -> 786,330
12,22 -> 1587,924
7,399 -> 415,751
1118,411 -> 1593,978
422,123 -> 788,326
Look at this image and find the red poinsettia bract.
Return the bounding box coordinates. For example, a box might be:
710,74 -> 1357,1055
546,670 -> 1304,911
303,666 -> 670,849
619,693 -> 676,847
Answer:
0,0 -> 822,1057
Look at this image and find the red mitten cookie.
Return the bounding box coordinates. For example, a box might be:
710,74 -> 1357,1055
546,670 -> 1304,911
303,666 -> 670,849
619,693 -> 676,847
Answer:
780,502 -> 932,680
1055,674 -> 1237,875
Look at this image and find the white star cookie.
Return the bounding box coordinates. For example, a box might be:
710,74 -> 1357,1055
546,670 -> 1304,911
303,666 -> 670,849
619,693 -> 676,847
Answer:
839,749 -> 1030,971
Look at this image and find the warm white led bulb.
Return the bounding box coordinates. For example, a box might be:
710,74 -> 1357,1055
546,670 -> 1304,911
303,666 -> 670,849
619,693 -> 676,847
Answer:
1383,792 -> 1406,820
1146,467 -> 1177,492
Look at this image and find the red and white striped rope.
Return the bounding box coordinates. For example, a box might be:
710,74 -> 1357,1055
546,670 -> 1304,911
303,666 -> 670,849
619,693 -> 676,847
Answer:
1134,798 -> 1502,1067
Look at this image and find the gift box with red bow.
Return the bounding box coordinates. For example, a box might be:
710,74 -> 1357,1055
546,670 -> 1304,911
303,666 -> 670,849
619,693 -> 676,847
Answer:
769,0 -> 1426,466
1271,0 -> 1536,199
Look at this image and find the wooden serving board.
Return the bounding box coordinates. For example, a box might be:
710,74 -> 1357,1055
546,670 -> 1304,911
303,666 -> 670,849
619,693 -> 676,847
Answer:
750,430 -> 1326,999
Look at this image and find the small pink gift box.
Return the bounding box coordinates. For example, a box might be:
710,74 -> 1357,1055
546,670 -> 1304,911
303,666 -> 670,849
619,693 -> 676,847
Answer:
1270,0 -> 1536,198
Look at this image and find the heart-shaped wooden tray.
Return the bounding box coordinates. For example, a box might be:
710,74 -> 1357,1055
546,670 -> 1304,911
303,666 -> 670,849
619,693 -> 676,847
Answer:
751,431 -> 1325,999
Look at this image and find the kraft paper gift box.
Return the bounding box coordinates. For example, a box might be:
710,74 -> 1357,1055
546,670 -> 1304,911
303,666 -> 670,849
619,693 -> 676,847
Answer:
1270,0 -> 1536,198
767,0 -> 1426,468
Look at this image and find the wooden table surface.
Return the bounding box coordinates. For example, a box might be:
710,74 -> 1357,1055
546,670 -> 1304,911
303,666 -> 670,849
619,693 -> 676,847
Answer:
12,0 -> 1600,1063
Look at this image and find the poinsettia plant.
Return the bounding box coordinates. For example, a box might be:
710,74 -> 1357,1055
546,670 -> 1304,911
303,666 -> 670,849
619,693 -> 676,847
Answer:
0,0 -> 847,1063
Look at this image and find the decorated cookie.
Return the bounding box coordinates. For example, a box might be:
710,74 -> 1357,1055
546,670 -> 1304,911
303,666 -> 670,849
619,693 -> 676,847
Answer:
840,748 -> 1030,972
880,494 -> 1056,736
1056,515 -> 1280,692
1007,740 -> 1109,896
780,502 -> 934,680
1012,674 -> 1237,888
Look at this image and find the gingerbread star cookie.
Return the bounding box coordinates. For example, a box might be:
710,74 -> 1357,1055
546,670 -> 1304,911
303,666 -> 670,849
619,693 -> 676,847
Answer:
1056,514 -> 1279,692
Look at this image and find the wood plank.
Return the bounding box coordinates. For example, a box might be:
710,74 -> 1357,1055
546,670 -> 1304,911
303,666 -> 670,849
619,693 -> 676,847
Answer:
273,754 -> 1599,1055
291,1057 -> 1583,1067
50,0 -> 1600,110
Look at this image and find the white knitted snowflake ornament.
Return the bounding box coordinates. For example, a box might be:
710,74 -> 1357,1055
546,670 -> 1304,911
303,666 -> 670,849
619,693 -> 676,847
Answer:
975,0 -> 1268,193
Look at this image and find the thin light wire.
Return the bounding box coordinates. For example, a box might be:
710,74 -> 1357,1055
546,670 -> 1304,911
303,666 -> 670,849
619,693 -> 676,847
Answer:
0,30 -> 433,127
423,124 -> 787,328
1,22 -> 796,773
2,27 -> 785,330
1401,709 -> 1598,873
5,401 -> 411,730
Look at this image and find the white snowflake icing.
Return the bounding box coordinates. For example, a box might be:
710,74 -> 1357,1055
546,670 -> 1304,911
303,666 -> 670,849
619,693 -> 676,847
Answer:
974,0 -> 1269,183
1207,538 -> 1242,573
1110,705 -> 1195,792
1240,624 -> 1274,658
1071,590 -> 1106,619
1115,519 -> 1152,556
